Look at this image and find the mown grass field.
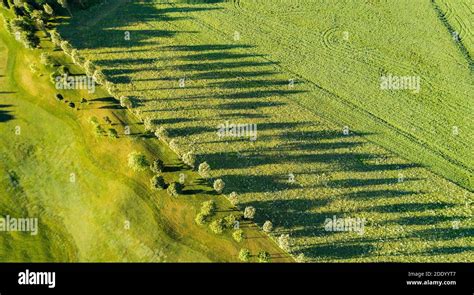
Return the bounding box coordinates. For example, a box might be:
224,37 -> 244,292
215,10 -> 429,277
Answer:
0,10 -> 289,262
58,0 -> 473,262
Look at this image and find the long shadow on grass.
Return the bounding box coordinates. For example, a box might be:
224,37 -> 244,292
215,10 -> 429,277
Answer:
0,104 -> 14,123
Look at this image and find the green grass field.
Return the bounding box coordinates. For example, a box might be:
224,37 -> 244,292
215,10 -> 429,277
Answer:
56,0 -> 473,262
0,10 -> 289,262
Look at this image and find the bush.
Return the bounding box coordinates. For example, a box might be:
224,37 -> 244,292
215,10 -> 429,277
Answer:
150,175 -> 166,190
154,126 -> 169,140
128,152 -> 149,172
213,179 -> 225,194
150,159 -> 164,174
55,93 -> 64,101
239,248 -> 250,262
209,218 -> 225,234
232,229 -> 244,243
198,162 -> 211,178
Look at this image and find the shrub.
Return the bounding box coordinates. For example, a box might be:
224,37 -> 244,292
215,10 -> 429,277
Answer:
68,102 -> 75,108
232,229 -> 244,243
56,93 -> 64,101
89,116 -> 99,125
93,124 -> 104,136
209,218 -> 225,234
244,206 -> 256,219
213,179 -> 225,194
239,248 -> 250,262
150,159 -> 164,174
128,152 -> 149,172
262,221 -> 273,233
198,162 -> 211,178
150,175 -> 166,190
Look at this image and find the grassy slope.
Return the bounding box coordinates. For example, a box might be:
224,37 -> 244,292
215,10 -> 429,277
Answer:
58,0 -> 474,262
0,11 -> 290,262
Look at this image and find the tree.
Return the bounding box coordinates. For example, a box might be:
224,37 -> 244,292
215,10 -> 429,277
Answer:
195,213 -> 206,225
167,182 -> 182,197
107,128 -> 118,138
257,251 -> 270,263
143,117 -> 154,132
228,191 -> 238,207
209,218 -> 225,234
243,206 -> 256,220
20,31 -> 39,49
40,53 -> 53,66
83,60 -> 95,77
57,0 -> 72,16
278,234 -> 290,251
71,49 -> 84,66
120,96 -> 132,109
150,175 -> 166,190
262,220 -> 273,233
198,162 -> 211,178
49,30 -> 61,47
239,248 -> 250,262
60,40 -> 73,55
296,253 -> 306,263
127,152 -> 149,172
103,116 -> 112,125
92,69 -> 106,85
232,229 -> 244,243
200,200 -> 216,216
182,151 -> 195,168
43,3 -> 54,16
224,214 -> 238,229
154,126 -> 168,141
213,178 -> 225,194
150,159 -> 164,174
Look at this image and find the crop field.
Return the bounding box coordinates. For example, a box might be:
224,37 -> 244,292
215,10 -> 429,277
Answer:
0,18 -> 287,262
56,0 -> 473,262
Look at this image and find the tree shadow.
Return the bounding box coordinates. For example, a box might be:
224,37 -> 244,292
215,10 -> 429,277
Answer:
0,104 -> 14,123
